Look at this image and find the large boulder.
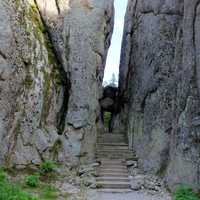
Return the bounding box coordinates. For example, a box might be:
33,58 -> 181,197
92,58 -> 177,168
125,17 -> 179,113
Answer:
0,0 -> 114,168
100,86 -> 118,111
118,0 -> 200,190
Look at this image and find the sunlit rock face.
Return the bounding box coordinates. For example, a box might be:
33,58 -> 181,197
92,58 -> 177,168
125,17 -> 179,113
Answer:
118,0 -> 200,190
0,0 -> 114,168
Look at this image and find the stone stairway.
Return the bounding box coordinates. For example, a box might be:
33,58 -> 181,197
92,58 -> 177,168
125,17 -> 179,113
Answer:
96,133 -> 136,193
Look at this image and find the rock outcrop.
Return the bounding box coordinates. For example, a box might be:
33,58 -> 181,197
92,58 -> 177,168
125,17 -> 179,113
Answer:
118,0 -> 200,190
0,0 -> 114,168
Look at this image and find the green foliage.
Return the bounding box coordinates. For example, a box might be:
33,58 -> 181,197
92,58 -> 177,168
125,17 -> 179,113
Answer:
25,175 -> 40,188
173,186 -> 200,200
104,112 -> 111,128
39,160 -> 56,175
0,168 -> 6,182
40,185 -> 58,200
0,168 -> 38,200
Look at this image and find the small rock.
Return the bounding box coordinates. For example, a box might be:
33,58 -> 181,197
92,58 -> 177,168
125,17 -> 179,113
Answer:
83,177 -> 96,187
90,162 -> 100,167
78,165 -> 94,176
130,175 -> 145,190
57,182 -> 80,195
126,160 -> 137,167
144,176 -> 162,191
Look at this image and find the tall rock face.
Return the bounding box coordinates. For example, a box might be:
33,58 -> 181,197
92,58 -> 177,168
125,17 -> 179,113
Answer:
119,0 -> 200,190
63,0 -> 114,164
0,0 -> 114,168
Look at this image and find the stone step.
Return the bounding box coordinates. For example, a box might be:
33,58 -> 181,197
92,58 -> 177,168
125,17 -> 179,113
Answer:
100,158 -> 126,162
97,146 -> 129,150
97,138 -> 126,141
98,136 -> 126,139
97,143 -> 128,146
96,132 -> 135,192
96,181 -> 131,189
96,177 -> 130,182
97,151 -> 135,156
99,166 -> 128,170
99,167 -> 128,172
98,134 -> 126,137
99,169 -> 128,174
97,188 -> 132,193
97,140 -> 128,144
98,160 -> 126,166
99,165 -> 127,170
97,151 -> 133,154
98,139 -> 126,141
96,154 -> 135,159
97,146 -> 130,149
98,136 -> 127,141
98,172 -> 128,177
96,150 -> 133,155
97,148 -> 130,152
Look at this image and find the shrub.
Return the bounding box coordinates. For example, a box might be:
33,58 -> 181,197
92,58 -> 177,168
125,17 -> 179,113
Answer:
173,186 -> 200,200
25,175 -> 40,187
0,168 -> 6,182
41,185 -> 58,199
0,169 -> 38,200
39,160 -> 56,175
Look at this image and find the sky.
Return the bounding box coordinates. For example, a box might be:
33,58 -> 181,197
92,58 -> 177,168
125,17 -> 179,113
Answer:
103,0 -> 128,84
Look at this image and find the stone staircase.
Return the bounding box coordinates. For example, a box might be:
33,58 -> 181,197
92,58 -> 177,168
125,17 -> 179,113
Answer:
96,133 -> 136,193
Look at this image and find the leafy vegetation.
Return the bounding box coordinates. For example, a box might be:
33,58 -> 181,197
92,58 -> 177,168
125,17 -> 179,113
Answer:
39,160 -> 57,175
40,185 -> 58,199
0,165 -> 60,200
25,175 -> 40,188
0,168 -> 38,200
173,186 -> 200,200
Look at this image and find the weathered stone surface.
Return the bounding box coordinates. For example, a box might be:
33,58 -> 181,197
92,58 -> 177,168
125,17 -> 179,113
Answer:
118,0 -> 200,190
63,0 -> 114,163
0,0 -> 66,168
0,0 -> 114,168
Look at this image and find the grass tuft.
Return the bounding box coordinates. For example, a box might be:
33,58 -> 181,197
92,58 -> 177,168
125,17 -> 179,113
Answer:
173,186 -> 200,200
25,175 -> 40,188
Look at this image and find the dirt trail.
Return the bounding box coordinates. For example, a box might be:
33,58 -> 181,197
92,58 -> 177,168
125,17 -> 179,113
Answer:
87,190 -> 172,200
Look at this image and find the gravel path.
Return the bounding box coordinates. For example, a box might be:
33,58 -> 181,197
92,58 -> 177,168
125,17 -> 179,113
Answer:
97,192 -> 171,200
88,190 -> 172,200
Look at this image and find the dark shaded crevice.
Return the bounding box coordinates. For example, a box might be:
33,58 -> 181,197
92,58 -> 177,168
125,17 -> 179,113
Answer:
0,50 -> 7,60
156,146 -> 170,177
140,10 -> 183,16
55,0 -> 61,14
194,1 -> 200,97
141,85 -> 158,112
33,0 -> 71,135
57,77 -> 71,135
